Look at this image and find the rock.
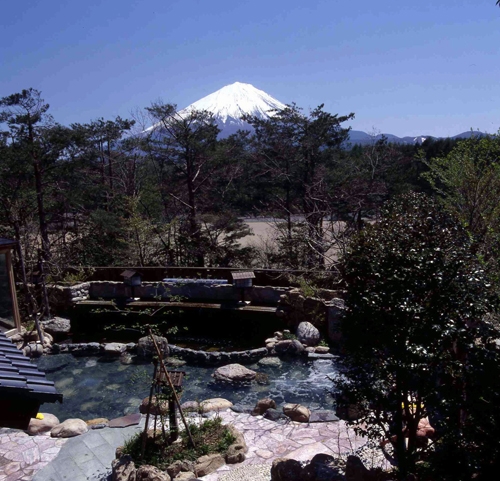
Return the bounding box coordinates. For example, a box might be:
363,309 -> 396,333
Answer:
105,343 -> 127,355
303,453 -> 344,481
309,410 -> 339,423
194,453 -> 225,477
166,357 -> 187,367
173,473 -> 196,481
225,442 -> 247,464
139,396 -> 169,416
283,403 -> 310,423
271,458 -> 303,481
212,364 -> 256,383
166,460 -> 195,479
274,331 -> 284,340
23,342 -> 44,358
120,352 -> 135,365
307,352 -> 335,360
315,345 -> 330,354
86,417 -> 109,426
112,454 -> 136,481
27,413 -> 60,435
252,398 -> 276,416
230,404 -> 254,414
274,340 -> 305,356
40,317 -> 71,338
180,401 -> 199,412
51,418 -> 88,438
42,332 -> 54,344
296,322 -> 321,347
264,408 -> 288,422
136,465 -> 171,481
199,398 -> 233,413
137,335 -> 169,360
258,356 -> 282,368
345,455 -> 371,481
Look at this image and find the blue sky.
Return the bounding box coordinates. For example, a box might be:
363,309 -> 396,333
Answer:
1,0 -> 499,137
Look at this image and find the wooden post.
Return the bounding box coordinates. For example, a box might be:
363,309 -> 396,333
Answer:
147,327 -> 195,448
5,250 -> 21,332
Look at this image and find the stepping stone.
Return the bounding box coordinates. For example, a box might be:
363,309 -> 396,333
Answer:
309,411 -> 339,423
109,413 -> 142,428
307,352 -> 336,359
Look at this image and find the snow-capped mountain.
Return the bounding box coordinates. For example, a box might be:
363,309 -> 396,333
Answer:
147,82 -> 487,142
178,82 -> 286,137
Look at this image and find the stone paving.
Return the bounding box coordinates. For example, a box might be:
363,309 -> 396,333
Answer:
0,410 -> 391,481
0,428 -> 67,481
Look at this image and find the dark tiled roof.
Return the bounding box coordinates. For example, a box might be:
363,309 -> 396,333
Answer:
0,238 -> 17,249
0,332 -> 62,403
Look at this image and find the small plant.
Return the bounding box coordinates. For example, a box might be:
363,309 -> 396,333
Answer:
121,416 -> 236,470
282,331 -> 297,341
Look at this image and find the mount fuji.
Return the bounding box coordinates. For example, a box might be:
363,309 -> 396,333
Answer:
152,82 -> 485,143
177,82 -> 286,137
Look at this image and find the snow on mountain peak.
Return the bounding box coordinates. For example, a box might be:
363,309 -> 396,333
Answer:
179,82 -> 286,124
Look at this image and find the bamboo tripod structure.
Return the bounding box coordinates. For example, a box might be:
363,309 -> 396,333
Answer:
140,326 -> 195,459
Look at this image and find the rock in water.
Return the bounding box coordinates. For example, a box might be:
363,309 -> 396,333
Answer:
212,363 -> 256,383
137,335 -> 169,360
296,321 -> 321,347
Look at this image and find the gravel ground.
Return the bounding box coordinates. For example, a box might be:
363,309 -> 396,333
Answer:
218,464 -> 271,481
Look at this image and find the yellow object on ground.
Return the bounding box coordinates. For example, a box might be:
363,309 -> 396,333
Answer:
36,413 -> 44,420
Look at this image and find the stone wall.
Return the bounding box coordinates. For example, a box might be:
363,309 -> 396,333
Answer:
48,283 -> 90,312
88,281 -> 291,305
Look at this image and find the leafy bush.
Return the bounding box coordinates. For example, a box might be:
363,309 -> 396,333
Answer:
337,192 -> 500,480
121,416 -> 236,470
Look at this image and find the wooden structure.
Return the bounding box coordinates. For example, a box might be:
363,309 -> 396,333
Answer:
0,238 -> 21,335
121,269 -> 143,287
231,271 -> 255,304
0,331 -> 62,429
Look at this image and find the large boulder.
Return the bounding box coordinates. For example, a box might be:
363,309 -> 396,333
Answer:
271,458 -> 304,481
112,455 -> 136,481
302,453 -> 344,481
137,335 -> 169,360
27,413 -> 60,435
194,453 -> 225,477
345,455 -> 372,481
274,340 -> 305,356
136,465 -> 171,481
51,418 -> 88,438
296,322 -> 321,347
252,397 -> 276,416
225,425 -> 248,464
199,398 -> 233,413
40,317 -> 71,339
212,364 -> 256,383
283,403 -> 310,423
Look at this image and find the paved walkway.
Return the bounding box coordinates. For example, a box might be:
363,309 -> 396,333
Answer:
1,411 -> 391,481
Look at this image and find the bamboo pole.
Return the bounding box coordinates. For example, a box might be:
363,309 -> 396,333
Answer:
147,327 -> 195,448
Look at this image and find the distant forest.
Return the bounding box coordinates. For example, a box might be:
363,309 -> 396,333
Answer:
1,88 -> 498,281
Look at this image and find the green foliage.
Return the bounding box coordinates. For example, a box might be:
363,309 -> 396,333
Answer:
337,192 -> 500,480
121,416 -> 236,469
423,134 -> 500,291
